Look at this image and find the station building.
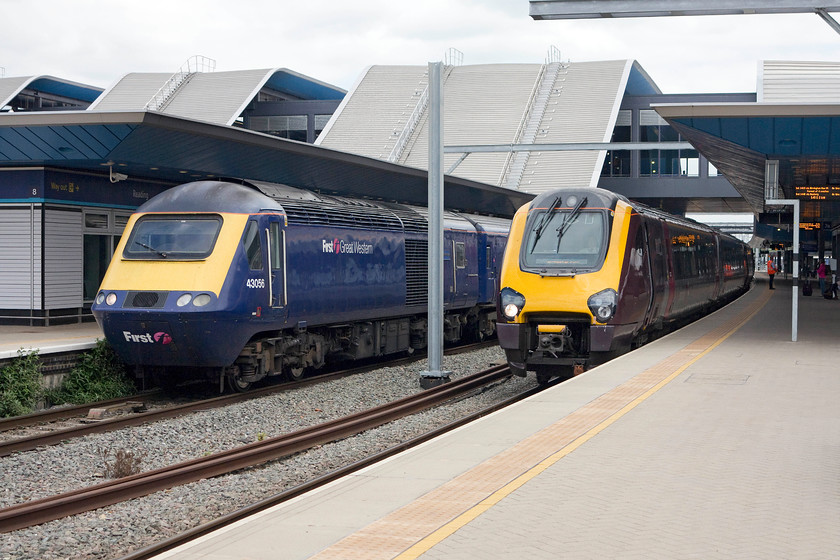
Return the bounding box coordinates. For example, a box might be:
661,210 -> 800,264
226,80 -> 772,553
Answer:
0,65 -> 346,325
0,57 -> 828,325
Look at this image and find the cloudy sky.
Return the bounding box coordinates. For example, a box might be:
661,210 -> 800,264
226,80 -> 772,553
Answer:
2,0 -> 839,94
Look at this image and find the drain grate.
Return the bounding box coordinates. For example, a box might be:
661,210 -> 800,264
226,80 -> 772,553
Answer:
685,373 -> 750,385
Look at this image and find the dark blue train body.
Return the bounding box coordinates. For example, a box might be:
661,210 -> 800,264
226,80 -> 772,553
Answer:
92,180 -> 510,390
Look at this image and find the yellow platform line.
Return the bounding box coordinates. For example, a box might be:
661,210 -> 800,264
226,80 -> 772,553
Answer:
310,288 -> 772,560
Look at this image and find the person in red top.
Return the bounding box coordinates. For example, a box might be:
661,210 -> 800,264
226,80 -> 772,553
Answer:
817,261 -> 827,295
767,258 -> 777,290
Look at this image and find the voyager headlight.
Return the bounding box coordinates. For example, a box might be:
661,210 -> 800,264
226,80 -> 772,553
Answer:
500,287 -> 526,320
587,288 -> 617,324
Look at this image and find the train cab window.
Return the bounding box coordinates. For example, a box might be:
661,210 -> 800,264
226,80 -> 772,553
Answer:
521,208 -> 607,273
455,242 -> 466,269
243,221 -> 263,270
123,214 -> 222,260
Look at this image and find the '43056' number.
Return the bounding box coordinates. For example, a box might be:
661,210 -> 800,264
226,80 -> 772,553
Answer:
246,278 -> 265,289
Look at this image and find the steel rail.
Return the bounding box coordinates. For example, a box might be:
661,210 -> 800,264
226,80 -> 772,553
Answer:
0,392 -> 161,433
0,364 -> 511,533
0,341 -> 496,456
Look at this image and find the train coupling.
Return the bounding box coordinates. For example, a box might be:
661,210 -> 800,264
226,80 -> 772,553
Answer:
536,324 -> 573,357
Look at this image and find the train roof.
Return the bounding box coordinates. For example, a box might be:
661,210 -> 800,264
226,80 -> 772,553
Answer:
136,180 -> 285,214
526,186 -> 747,244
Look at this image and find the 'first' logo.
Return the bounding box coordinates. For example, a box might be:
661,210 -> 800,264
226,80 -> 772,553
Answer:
322,239 -> 340,254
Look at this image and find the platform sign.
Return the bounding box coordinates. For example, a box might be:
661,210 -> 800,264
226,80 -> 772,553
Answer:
794,185 -> 840,200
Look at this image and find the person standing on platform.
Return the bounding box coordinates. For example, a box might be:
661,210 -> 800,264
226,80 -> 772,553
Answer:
817,260 -> 827,295
767,257 -> 777,290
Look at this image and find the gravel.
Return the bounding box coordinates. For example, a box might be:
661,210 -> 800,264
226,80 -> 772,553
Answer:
0,346 -> 537,560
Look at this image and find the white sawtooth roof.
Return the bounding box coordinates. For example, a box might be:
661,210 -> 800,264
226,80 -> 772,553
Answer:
520,59 -> 633,194
87,73 -> 171,112
316,65 -> 434,158
316,60 -> 634,194
1,75 -> 102,110
404,64 -> 544,186
0,76 -> 34,108
89,69 -> 281,126
759,60 -> 840,103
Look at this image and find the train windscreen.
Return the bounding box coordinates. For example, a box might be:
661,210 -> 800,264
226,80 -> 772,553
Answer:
520,209 -> 607,272
123,214 -> 222,260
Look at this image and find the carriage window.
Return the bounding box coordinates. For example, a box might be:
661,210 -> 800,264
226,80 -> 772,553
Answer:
123,214 -> 222,260
521,210 -> 607,271
455,242 -> 466,269
243,221 -> 263,270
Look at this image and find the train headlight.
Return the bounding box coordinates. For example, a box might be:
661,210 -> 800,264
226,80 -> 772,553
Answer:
193,294 -> 212,307
105,292 -> 118,306
176,293 -> 193,307
95,292 -> 105,305
587,289 -> 617,323
500,287 -> 526,320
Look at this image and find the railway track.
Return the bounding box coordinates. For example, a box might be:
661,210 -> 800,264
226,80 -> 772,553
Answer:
0,363 -> 514,533
0,341 -> 494,457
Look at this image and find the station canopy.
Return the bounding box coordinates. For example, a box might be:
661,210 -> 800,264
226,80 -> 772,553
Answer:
0,111 -> 533,217
655,103 -> 840,224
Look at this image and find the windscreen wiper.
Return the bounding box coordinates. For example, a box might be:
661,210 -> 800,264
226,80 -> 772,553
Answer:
134,240 -> 168,258
530,196 -> 561,253
555,196 -> 588,252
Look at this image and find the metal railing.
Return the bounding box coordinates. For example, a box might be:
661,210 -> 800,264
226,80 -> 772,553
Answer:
145,55 -> 216,112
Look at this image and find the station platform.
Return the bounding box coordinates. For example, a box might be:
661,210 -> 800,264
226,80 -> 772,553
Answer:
155,274 -> 840,559
0,322 -> 102,360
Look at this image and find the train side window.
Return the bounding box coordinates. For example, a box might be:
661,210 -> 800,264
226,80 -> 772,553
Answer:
270,222 -> 283,272
243,221 -> 263,270
455,242 -> 466,269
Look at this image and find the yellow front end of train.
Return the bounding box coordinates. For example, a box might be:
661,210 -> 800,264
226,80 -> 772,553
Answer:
496,190 -> 634,382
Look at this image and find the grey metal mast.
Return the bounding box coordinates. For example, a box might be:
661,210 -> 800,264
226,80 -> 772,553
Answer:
421,61 -> 452,388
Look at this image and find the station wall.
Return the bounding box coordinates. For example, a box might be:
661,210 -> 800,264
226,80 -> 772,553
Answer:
0,168 -> 172,325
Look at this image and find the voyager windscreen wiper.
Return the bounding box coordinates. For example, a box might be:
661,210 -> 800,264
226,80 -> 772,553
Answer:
530,195 -> 561,253
555,196 -> 588,252
134,240 -> 168,258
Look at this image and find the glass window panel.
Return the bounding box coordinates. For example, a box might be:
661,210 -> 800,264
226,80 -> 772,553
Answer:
455,242 -> 466,268
661,150 -> 680,175
243,221 -> 263,270
659,125 -> 679,142
84,213 -> 108,229
641,150 -> 658,176
270,222 -> 282,272
521,210 -> 607,270
601,150 -> 631,177
709,162 -> 719,177
83,235 -> 110,300
680,150 -> 699,177
124,215 -> 222,260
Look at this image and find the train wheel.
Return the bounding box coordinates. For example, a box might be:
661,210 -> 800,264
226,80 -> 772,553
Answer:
226,370 -> 252,393
288,366 -> 306,382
